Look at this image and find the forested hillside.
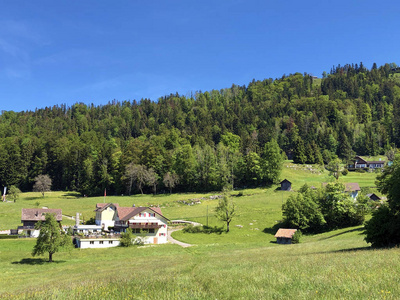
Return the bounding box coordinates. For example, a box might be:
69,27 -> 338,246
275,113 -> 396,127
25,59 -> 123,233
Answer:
0,62 -> 399,195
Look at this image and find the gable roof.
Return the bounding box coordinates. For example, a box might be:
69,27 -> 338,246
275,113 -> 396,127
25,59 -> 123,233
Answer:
94,203 -> 119,212
119,206 -> 169,221
21,208 -> 62,222
275,228 -> 297,238
280,179 -> 291,184
322,182 -> 361,192
367,193 -> 381,200
345,183 -> 361,192
355,156 -> 385,164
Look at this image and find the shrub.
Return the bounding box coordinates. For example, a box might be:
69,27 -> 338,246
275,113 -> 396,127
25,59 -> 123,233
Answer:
355,168 -> 366,173
341,168 -> 349,176
120,228 -> 134,247
291,230 -> 302,244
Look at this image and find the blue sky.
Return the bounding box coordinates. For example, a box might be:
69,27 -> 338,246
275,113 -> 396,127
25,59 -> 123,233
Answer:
0,1 -> 399,112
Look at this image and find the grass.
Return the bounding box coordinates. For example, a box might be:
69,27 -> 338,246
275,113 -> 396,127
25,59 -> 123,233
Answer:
1,163 -> 396,299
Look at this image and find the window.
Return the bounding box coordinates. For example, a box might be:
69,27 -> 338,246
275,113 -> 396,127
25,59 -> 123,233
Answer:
159,233 -> 165,236
139,213 -> 142,217
109,241 -> 113,244
149,229 -> 155,234
90,241 -> 94,245
99,241 -> 104,245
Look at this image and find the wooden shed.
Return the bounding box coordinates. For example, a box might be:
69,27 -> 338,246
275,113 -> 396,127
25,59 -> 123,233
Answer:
367,193 -> 381,201
275,228 -> 297,244
280,179 -> 292,191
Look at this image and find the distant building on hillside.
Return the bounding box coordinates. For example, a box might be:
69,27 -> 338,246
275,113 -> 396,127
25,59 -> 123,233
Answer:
280,179 -> 292,191
275,228 -> 297,244
347,156 -> 385,170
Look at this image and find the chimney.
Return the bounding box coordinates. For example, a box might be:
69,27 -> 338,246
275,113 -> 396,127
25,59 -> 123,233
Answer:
75,212 -> 80,227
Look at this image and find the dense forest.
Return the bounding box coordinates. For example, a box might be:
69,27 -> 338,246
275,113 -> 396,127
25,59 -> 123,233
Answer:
0,62 -> 399,195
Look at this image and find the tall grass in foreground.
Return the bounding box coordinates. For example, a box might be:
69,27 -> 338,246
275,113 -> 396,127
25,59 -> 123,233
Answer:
1,234 -> 400,300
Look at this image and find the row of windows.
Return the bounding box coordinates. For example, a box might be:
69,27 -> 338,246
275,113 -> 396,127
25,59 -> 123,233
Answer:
138,213 -> 155,217
89,241 -> 114,245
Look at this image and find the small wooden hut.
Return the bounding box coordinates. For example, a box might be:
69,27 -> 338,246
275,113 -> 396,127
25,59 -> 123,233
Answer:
280,179 -> 292,191
275,228 -> 297,244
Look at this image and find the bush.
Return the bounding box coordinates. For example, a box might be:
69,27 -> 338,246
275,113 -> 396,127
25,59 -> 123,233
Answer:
120,228 -> 134,247
182,225 -> 223,234
341,168 -> 349,176
364,205 -> 400,247
356,168 -> 366,173
291,230 -> 302,244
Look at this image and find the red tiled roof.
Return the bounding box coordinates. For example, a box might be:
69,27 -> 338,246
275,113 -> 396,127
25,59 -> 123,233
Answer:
275,228 -> 297,238
117,207 -> 136,220
21,208 -> 62,222
150,207 -> 163,216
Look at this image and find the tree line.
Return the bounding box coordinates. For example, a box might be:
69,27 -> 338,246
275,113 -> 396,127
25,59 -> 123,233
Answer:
0,62 -> 399,195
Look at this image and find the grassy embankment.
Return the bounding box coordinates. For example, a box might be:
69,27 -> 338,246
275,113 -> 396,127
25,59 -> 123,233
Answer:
1,162 -> 397,299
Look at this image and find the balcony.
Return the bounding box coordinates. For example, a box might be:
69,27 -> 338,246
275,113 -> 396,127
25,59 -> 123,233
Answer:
114,221 -> 128,227
129,223 -> 162,229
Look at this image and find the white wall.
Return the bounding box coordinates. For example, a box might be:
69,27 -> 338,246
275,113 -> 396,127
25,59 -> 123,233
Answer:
76,238 -> 120,249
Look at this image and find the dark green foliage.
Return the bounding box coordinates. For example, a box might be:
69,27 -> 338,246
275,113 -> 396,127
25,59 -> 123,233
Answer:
291,230 -> 302,244
365,154 -> 400,247
282,186 -> 326,232
282,183 -> 366,233
182,225 -> 223,234
0,63 -> 398,194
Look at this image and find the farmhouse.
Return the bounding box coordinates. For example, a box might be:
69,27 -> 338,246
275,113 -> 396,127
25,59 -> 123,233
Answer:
94,203 -> 169,245
94,202 -> 119,230
322,182 -> 361,200
275,228 -> 297,244
280,179 -> 292,191
18,208 -> 62,237
344,183 -> 361,200
348,156 -> 385,170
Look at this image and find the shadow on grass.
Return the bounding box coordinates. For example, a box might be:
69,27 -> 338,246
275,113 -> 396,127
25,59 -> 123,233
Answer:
317,227 -> 364,241
62,192 -> 81,198
24,197 -> 43,201
263,222 -> 284,236
12,258 -> 66,265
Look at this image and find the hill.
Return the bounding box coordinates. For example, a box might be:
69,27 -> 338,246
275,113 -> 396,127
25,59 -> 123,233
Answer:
0,62 -> 399,196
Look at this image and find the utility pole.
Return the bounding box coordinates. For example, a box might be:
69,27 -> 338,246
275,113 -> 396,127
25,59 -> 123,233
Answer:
207,205 -> 209,227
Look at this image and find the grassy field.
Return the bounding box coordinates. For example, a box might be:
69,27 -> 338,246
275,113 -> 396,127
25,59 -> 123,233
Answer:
1,162 -> 396,299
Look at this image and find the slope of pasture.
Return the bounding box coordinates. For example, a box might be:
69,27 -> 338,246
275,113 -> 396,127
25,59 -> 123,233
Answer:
1,227 -> 399,299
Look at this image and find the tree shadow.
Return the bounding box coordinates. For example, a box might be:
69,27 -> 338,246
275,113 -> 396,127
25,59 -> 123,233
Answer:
317,227 -> 364,241
11,258 -> 66,265
263,222 -> 284,235
62,192 -> 81,198
24,197 -> 43,201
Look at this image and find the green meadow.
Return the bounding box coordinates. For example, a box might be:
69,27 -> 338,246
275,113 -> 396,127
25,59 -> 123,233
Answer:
1,163 -> 398,299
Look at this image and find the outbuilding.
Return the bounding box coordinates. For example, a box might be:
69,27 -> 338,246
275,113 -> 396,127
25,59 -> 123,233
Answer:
367,193 -> 381,201
280,179 -> 292,191
275,228 -> 297,244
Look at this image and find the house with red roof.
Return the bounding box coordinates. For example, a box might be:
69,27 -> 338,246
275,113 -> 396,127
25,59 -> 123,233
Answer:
94,203 -> 169,245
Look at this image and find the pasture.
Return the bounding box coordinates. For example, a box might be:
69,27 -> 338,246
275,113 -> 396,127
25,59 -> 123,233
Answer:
1,162 -> 397,299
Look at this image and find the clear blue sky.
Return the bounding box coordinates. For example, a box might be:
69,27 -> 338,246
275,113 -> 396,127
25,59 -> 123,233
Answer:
0,1 -> 399,112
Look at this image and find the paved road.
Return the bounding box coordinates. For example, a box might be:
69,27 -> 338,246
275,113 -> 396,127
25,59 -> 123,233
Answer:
167,228 -> 193,248
167,220 -> 202,248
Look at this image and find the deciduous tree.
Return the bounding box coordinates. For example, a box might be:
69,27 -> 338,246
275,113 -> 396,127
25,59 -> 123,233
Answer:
32,213 -> 71,262
215,195 -> 236,232
33,174 -> 52,197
